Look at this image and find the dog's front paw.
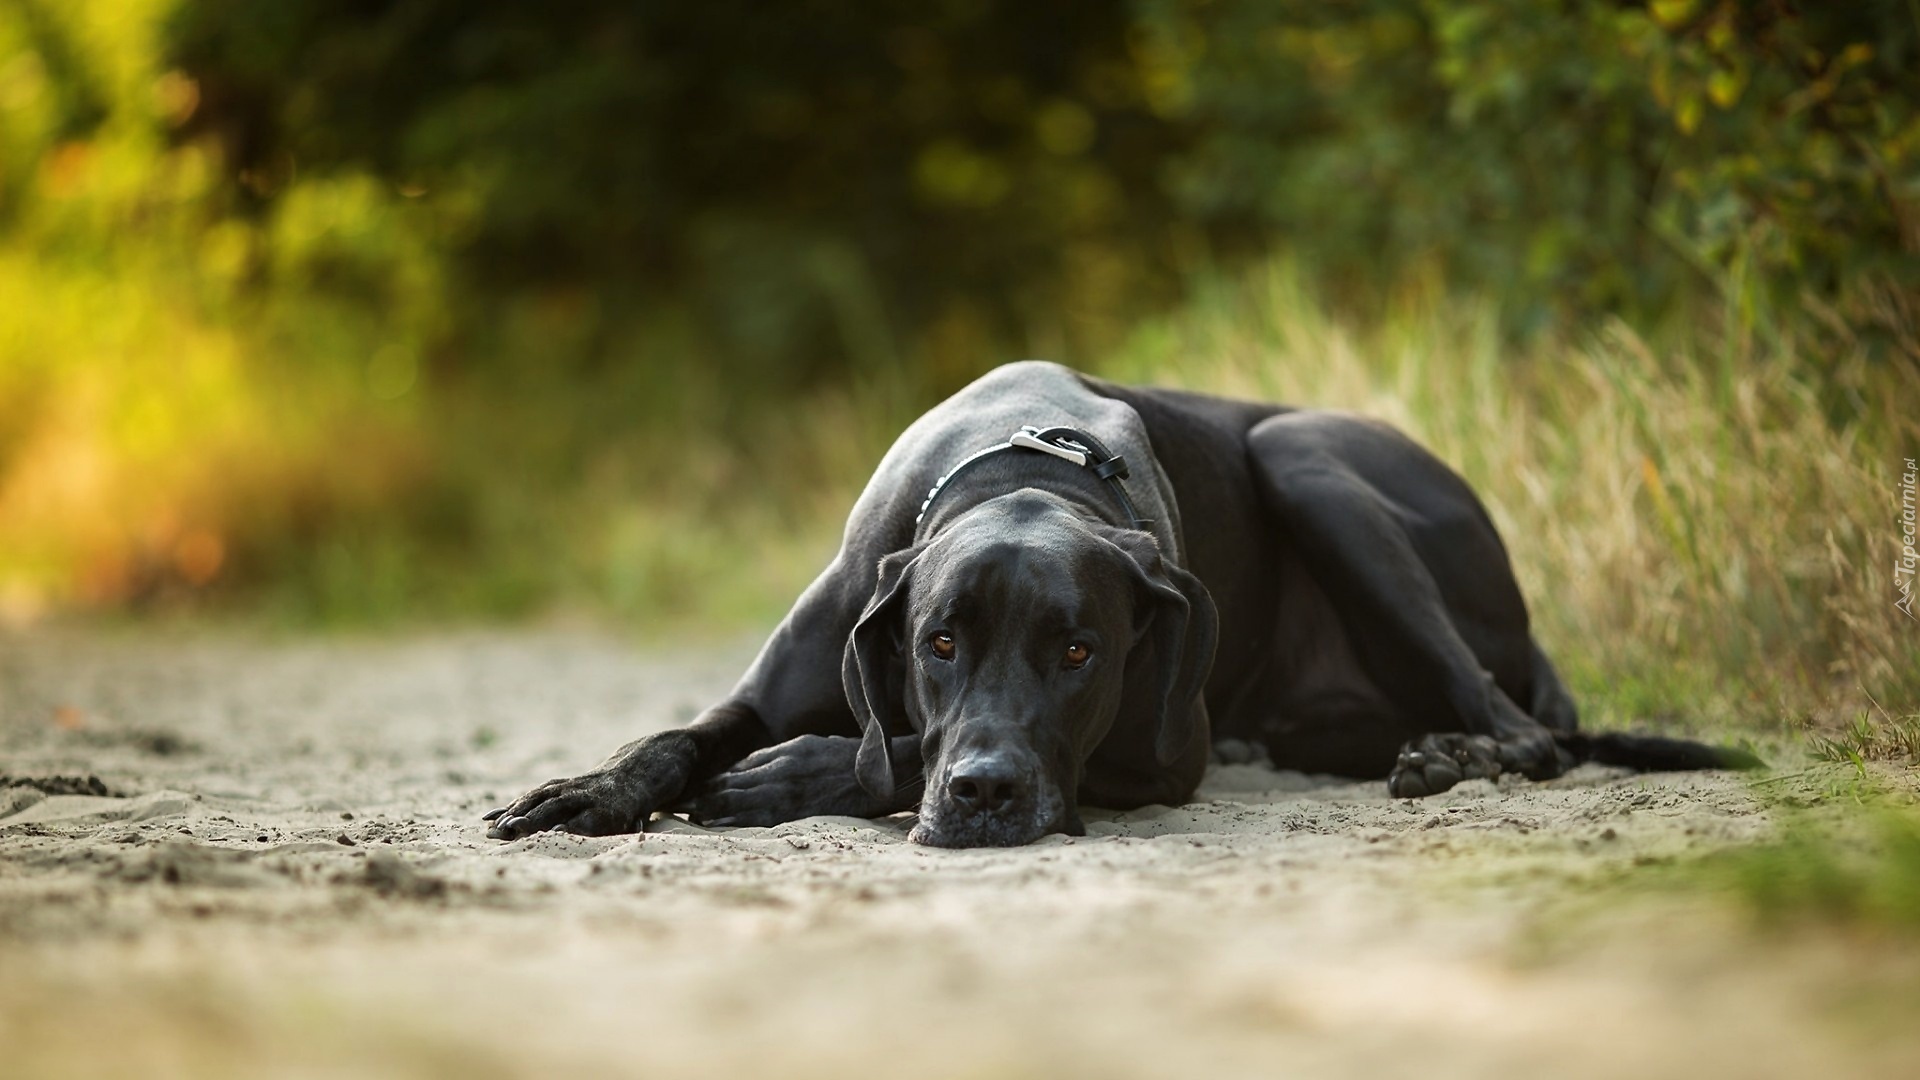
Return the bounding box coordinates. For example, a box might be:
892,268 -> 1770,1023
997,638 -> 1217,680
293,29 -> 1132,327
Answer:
678,735 -> 879,828
1387,733 -> 1503,798
483,731 -> 697,840
483,770 -> 637,839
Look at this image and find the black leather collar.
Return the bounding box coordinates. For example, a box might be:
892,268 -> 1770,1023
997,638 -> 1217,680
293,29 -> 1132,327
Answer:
913,425 -> 1148,538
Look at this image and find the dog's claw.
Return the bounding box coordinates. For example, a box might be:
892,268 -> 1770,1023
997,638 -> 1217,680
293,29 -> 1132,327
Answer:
487,814 -> 532,840
480,807 -> 506,821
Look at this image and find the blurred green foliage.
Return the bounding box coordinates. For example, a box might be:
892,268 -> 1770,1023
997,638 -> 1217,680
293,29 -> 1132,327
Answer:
0,0 -> 1914,659
161,0 -> 1199,386
147,0 -> 1920,356
1143,0 -> 1920,336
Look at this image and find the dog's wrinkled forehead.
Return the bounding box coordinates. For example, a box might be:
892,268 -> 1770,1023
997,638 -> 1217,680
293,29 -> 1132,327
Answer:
910,493 -> 1128,628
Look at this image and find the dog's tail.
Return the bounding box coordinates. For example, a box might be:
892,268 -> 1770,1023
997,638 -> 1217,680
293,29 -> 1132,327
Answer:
1553,730 -> 1765,773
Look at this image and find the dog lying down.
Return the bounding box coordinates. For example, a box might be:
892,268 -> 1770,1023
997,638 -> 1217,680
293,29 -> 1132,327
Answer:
485,361 -> 1760,848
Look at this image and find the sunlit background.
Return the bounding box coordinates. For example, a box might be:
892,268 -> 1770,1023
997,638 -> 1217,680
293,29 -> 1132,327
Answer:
1,0 -> 1915,728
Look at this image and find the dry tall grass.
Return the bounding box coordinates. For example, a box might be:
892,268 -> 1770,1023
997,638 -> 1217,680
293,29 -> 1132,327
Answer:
1099,263 -> 1920,738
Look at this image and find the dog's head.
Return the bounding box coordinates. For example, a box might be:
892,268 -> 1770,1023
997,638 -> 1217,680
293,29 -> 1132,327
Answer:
843,491 -> 1217,848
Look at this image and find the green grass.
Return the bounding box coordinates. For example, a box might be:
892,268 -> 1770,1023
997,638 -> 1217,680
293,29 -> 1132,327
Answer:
1808,708 -> 1920,770
1667,771 -> 1920,936
1725,810 -> 1920,932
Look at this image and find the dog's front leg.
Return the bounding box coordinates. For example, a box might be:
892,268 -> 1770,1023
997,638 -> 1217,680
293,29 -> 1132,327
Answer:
677,734 -> 924,828
485,554 -> 887,840
484,701 -> 770,838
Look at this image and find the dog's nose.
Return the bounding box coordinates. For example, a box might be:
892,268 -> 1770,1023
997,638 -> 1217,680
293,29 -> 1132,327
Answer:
946,756 -> 1024,815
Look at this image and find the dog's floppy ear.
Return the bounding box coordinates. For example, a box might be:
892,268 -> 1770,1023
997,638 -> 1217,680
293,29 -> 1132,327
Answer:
1098,527 -> 1219,765
843,546 -> 921,801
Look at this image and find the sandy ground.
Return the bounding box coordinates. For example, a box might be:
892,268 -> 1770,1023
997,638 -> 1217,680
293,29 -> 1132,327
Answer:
2,626 -> 1915,1080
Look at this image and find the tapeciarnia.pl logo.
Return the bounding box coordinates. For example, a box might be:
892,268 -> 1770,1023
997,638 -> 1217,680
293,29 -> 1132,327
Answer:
1899,457 -> 1917,621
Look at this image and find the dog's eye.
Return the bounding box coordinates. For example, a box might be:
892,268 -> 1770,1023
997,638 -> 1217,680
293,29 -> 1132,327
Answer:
1063,643 -> 1091,669
928,632 -> 956,661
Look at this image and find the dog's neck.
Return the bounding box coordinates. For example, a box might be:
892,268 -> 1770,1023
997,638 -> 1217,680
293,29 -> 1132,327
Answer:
913,456 -> 1134,544
912,426 -> 1147,543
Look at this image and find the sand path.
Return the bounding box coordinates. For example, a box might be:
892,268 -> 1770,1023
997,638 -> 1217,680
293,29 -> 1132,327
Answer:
2,629 -> 1912,1079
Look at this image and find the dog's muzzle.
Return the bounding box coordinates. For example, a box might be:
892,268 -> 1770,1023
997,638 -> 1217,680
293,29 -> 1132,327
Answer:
911,749 -> 1069,848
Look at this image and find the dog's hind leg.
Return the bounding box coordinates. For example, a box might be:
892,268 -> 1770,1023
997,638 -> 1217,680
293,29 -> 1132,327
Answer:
1528,637 -> 1579,734
1247,412 -> 1571,798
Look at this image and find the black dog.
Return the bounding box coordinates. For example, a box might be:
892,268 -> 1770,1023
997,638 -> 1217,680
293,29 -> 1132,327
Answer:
485,362 -> 1757,847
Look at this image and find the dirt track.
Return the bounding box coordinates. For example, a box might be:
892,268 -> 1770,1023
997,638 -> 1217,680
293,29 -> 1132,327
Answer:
2,628 -> 1914,1079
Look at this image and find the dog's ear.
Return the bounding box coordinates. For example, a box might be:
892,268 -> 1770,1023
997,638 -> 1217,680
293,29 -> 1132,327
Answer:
1098,528 -> 1219,765
843,546 -> 921,801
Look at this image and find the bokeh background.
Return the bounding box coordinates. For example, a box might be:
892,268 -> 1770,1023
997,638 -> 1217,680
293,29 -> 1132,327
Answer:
1,0 -> 1916,733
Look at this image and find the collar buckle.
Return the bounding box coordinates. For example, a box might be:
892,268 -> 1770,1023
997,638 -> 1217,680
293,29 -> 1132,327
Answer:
914,424 -> 1147,532
1008,427 -> 1089,466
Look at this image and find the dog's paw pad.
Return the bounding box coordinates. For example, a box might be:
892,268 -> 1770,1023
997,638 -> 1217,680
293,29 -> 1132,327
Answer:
1388,735 -> 1502,798
1210,738 -> 1269,766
